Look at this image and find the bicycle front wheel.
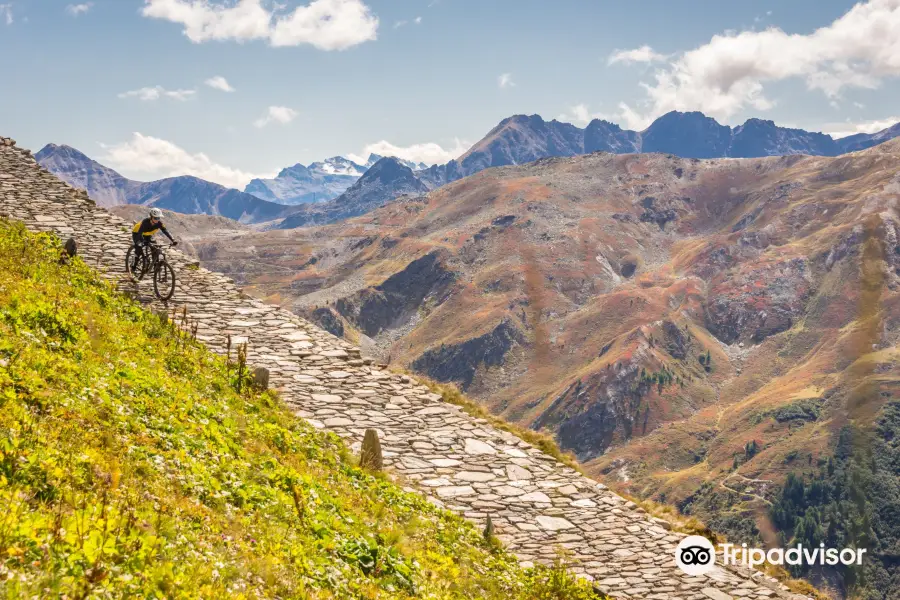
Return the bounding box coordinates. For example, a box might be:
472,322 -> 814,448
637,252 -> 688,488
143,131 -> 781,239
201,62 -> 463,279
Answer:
154,261 -> 176,301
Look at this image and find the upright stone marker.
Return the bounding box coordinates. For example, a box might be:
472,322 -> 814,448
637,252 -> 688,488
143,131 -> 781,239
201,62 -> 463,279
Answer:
359,428 -> 383,471
252,367 -> 270,390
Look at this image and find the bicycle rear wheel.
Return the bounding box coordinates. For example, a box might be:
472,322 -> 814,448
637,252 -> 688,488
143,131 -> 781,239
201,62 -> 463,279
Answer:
125,245 -> 150,281
153,261 -> 176,301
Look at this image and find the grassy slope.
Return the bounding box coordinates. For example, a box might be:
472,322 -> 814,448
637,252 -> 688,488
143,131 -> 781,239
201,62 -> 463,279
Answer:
0,220 -> 599,600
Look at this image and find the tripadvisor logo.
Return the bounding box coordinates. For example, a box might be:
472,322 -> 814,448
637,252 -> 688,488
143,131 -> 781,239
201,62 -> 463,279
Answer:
675,536 -> 867,575
675,536 -> 717,576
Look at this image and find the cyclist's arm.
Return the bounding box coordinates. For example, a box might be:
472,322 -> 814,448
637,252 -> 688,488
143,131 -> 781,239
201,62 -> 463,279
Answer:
159,223 -> 175,242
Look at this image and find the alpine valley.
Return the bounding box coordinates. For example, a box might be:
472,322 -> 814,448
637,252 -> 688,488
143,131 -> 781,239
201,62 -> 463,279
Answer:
30,110 -> 900,598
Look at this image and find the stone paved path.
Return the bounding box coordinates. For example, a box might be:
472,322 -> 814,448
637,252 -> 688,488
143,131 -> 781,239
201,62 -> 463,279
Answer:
0,137 -> 811,600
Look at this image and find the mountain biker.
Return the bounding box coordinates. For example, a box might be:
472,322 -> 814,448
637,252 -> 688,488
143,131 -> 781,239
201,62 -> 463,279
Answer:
131,207 -> 177,267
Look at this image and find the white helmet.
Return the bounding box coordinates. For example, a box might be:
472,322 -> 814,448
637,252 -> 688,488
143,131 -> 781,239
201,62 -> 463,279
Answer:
149,208 -> 162,219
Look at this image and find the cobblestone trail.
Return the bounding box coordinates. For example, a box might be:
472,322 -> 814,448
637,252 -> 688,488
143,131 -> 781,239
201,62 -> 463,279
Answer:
0,137 -> 811,600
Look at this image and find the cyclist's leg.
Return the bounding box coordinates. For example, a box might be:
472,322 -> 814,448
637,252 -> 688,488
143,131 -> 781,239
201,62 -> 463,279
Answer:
131,233 -> 144,268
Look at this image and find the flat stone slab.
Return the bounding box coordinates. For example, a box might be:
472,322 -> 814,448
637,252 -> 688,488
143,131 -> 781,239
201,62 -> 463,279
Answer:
311,394 -> 343,403
518,491 -> 552,503
436,486 -> 476,499
454,471 -> 496,482
464,438 -> 496,455
535,516 -> 575,531
415,406 -> 449,416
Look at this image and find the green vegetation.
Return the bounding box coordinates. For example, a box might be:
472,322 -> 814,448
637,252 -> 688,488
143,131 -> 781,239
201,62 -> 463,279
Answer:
638,366 -> 676,394
751,399 -> 822,426
770,408 -> 900,600
0,220 -> 603,599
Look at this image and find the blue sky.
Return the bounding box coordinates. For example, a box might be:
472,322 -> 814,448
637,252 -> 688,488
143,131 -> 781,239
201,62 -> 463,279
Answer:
1,0 -> 899,189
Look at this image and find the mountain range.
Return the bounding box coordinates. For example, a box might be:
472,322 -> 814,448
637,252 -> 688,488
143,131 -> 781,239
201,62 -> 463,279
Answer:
34,111 -> 900,229
34,144 -> 297,224
416,111 -> 892,188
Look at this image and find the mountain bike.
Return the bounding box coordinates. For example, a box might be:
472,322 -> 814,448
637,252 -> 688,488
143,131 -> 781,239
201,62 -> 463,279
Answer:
125,240 -> 177,301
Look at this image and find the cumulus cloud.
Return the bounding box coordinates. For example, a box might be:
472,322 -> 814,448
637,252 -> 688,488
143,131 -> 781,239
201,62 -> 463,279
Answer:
66,3 -> 93,15
414,16 -> 421,24
498,73 -> 515,89
101,133 -> 272,189
141,0 -> 379,50
607,45 -> 667,66
0,4 -> 12,25
254,105 -> 298,128
346,138 -> 469,166
204,75 -> 235,92
610,0 -> 900,124
118,86 -> 196,101
822,116 -> 900,139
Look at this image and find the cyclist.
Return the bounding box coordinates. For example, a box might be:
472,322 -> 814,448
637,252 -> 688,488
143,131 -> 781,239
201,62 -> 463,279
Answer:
131,207 -> 177,269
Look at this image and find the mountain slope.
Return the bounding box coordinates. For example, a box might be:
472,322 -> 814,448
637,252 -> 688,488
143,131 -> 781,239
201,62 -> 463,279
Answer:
35,144 -> 295,224
275,157 -> 429,229
0,218 -> 598,600
194,140 -> 900,598
34,143 -> 140,206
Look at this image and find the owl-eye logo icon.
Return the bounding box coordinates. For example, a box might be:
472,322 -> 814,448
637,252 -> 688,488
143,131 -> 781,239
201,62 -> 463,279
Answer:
675,535 -> 716,575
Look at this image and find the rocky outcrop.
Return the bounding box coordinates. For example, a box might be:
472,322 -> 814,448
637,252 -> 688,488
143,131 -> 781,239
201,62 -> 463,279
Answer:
308,306 -> 345,337
533,362 -> 652,462
411,320 -> 523,390
335,251 -> 455,337
705,258 -> 813,344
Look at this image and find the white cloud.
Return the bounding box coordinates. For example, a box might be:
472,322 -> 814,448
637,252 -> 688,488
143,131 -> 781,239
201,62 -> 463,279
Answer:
557,104 -> 605,126
141,0 -> 379,51
204,75 -> 235,92
66,3 -> 93,16
254,105 -> 298,128
498,73 -> 515,89
557,103 -> 650,130
0,4 -> 12,25
346,138 -> 469,166
118,86 -> 197,101
393,19 -> 407,28
611,0 -> 900,124
414,16 -> 421,24
607,45 -> 667,66
101,133 -> 273,189
822,116 -> 900,139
